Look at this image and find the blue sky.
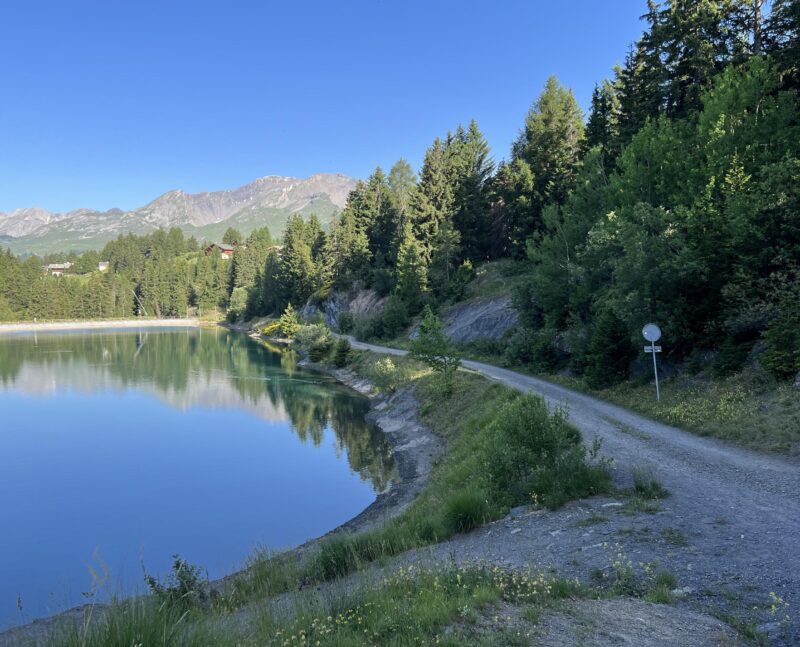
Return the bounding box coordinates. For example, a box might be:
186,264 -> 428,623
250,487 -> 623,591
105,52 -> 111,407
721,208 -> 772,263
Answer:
0,1 -> 647,213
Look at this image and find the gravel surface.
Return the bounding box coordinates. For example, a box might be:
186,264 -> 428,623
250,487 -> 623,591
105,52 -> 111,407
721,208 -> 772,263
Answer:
347,338 -> 800,645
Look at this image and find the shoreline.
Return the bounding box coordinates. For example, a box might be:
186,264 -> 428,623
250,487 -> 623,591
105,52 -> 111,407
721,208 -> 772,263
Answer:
0,325 -> 439,645
0,318 -> 200,335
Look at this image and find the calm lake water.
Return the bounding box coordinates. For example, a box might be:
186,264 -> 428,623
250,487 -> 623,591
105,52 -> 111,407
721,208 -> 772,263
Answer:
0,328 -> 393,629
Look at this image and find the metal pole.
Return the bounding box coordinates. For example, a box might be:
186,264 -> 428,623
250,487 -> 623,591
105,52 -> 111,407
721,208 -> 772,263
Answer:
652,340 -> 660,401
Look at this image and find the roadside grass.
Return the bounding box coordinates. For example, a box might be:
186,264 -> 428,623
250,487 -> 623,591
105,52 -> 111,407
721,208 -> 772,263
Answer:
348,350 -> 428,392
262,564 -> 591,647
290,368 -> 610,585
643,570 -> 677,604
452,327 -> 799,456
50,563 -> 597,647
545,369 -> 800,455
219,360 -> 611,610
47,350 -> 613,646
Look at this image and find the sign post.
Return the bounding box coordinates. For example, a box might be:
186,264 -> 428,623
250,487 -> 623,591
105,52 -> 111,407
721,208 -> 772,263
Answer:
642,323 -> 662,401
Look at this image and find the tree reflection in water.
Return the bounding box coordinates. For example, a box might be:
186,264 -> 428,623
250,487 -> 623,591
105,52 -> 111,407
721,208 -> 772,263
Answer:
0,328 -> 394,491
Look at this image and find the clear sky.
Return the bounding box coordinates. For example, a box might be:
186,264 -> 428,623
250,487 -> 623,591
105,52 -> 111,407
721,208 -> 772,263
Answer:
0,1 -> 647,213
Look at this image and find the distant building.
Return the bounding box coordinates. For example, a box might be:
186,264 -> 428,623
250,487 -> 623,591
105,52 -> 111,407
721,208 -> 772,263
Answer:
204,243 -> 237,260
98,261 -> 110,272
45,262 -> 72,277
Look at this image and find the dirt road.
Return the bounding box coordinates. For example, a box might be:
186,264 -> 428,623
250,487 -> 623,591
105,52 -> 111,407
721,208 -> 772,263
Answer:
348,337 -> 800,643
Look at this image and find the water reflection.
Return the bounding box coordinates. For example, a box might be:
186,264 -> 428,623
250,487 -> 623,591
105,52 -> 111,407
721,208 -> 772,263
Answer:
0,327 -> 393,493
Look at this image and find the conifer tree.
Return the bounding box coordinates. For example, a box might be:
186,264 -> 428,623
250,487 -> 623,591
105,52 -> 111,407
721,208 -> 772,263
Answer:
394,221 -> 428,310
451,120 -> 494,261
410,138 -> 455,259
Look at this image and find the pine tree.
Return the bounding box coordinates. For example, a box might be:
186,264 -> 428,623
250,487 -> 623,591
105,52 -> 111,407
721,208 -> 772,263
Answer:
409,305 -> 461,394
394,221 -> 428,310
279,303 -> 300,338
222,227 -> 242,245
279,215 -> 317,307
512,76 -> 586,207
766,0 -> 800,87
585,76 -> 623,165
410,138 -> 455,259
429,219 -> 462,299
451,120 -> 494,261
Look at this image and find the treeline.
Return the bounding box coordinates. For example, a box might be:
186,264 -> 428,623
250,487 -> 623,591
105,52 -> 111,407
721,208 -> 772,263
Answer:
0,224 -> 275,321
2,1 -> 798,381
241,1 -> 799,382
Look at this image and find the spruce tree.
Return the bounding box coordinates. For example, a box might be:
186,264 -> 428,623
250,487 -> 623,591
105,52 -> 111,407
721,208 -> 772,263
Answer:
394,221 -> 428,311
410,137 -> 455,259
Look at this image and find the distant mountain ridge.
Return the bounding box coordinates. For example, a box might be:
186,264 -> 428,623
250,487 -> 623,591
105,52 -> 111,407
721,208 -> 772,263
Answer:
0,173 -> 356,255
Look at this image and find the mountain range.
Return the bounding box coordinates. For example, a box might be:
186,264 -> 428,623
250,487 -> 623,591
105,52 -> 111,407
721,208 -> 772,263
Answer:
0,173 -> 356,255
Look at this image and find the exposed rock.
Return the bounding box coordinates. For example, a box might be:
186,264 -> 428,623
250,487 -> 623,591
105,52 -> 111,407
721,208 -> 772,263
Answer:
301,288 -> 387,328
441,295 -> 518,343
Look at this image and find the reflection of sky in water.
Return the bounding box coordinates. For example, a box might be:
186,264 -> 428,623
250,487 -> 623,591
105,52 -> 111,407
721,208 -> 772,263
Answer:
0,329 -> 392,630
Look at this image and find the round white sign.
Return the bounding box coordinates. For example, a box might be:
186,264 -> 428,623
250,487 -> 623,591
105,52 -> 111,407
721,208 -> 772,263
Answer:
642,323 -> 661,342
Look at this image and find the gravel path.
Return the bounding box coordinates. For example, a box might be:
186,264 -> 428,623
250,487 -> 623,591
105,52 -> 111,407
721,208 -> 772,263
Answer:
347,338 -> 800,644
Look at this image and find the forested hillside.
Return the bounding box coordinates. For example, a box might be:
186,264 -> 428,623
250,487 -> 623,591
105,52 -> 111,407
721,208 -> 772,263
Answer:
1,0 -> 798,381
0,224 -> 275,321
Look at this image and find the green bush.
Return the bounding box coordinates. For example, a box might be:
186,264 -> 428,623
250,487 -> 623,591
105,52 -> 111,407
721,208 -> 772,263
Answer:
333,338 -> 351,367
353,313 -> 381,341
337,311 -> 355,334
585,309 -> 635,389
295,324 -> 334,362
460,337 -> 506,359
761,307 -> 800,380
366,356 -> 402,391
380,295 -> 411,339
712,335 -> 753,377
484,394 -> 609,509
261,320 -> 282,337
443,490 -> 489,534
530,328 -> 560,371
144,555 -> 208,612
505,327 -> 538,365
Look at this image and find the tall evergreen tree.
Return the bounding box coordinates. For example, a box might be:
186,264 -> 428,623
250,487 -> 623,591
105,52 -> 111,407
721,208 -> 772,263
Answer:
451,120 -> 494,261
394,221 -> 428,310
410,137 -> 455,259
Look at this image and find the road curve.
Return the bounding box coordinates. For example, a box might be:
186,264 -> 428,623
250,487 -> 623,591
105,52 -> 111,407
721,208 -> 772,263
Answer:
347,336 -> 800,637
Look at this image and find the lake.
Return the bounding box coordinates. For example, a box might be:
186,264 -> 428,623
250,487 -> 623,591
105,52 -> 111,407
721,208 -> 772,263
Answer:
0,327 -> 393,629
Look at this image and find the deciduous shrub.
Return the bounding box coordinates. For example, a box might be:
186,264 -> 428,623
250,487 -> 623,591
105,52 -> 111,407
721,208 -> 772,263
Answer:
410,306 -> 461,394
261,320 -> 282,337
367,356 -> 402,391
145,555 -> 208,612
484,394 -> 609,509
295,324 -> 333,362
